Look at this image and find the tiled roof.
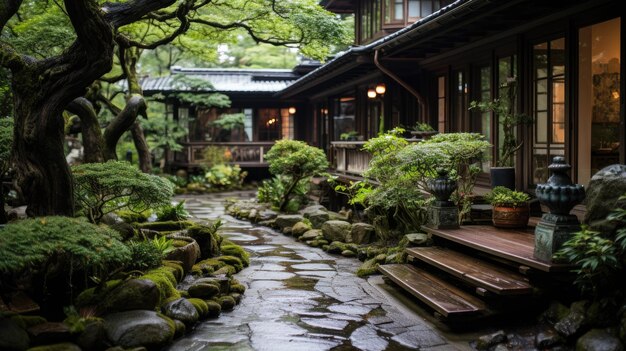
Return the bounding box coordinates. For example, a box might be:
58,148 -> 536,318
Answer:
141,67 -> 300,94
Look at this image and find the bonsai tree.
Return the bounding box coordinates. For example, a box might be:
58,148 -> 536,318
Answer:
263,140 -> 329,212
72,161 -> 174,223
469,77 -> 529,167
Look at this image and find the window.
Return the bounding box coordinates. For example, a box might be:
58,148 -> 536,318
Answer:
437,76 -> 446,133
359,0 -> 381,43
384,0 -> 453,25
532,38 -> 566,184
257,108 -> 280,141
281,108 -> 294,140
332,96 -> 356,140
453,70 -> 468,131
243,108 -> 253,141
577,18 -> 621,186
473,66 -> 491,172
497,55 -> 517,165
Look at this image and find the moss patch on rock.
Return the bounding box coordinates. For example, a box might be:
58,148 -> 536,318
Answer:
75,279 -> 123,308
220,245 -> 250,267
187,298 -> 209,318
140,267 -> 181,304
205,300 -> 222,318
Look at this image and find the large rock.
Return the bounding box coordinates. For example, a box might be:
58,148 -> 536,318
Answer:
403,233 -> 430,246
305,210 -> 330,229
475,330 -> 507,350
187,283 -> 220,299
291,221 -> 312,237
301,205 -> 327,216
99,279 -> 160,314
162,298 -> 199,327
576,329 -> 624,351
584,164 -> 626,232
27,322 -> 71,346
321,220 -> 352,243
104,310 -> 175,350
347,223 -> 375,244
300,229 -> 322,241
0,318 -> 29,351
274,215 -> 304,230
76,319 -> 107,351
555,301 -> 588,338
535,327 -> 563,349
257,209 -> 278,222
165,236 -> 201,273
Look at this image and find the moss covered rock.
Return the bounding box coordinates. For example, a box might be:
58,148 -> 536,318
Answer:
187,298 -> 209,319
217,256 -> 244,272
220,245 -> 250,267
274,215 -> 304,230
217,296 -> 236,311
321,220 -> 351,243
162,298 -> 199,327
0,318 -> 30,351
27,343 -> 81,351
291,221 -> 312,237
140,268 -> 181,304
299,229 -> 322,242
163,236 -> 200,273
187,225 -> 221,259
76,280 -> 123,308
104,310 -> 175,350
162,261 -> 185,282
188,283 -> 220,299
356,257 -> 380,277
205,301 -> 222,318
341,250 -> 356,258
192,258 -> 224,277
326,241 -> 347,254
75,319 -> 107,351
98,279 -> 160,314
230,283 -> 246,294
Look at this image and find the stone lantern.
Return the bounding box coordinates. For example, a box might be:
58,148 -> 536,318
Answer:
534,156 -> 586,261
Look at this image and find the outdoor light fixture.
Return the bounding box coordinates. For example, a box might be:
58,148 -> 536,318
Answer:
288,107 -> 296,114
367,88 -> 377,99
375,83 -> 386,95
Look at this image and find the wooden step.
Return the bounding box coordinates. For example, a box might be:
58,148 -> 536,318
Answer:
406,247 -> 533,296
422,225 -> 572,273
378,264 -> 487,319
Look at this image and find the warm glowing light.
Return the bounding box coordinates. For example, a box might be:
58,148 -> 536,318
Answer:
266,118 -> 277,126
288,107 -> 296,114
612,91 -> 620,100
367,89 -> 377,99
375,84 -> 386,95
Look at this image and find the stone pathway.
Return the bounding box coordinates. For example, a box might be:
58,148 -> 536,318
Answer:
166,191 -> 475,351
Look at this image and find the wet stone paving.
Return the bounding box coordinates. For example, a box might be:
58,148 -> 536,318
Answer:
167,191 -> 470,351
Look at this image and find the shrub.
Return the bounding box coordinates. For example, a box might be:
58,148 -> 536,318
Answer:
0,217 -> 131,288
72,161 -> 174,223
258,176 -> 308,213
263,140 -> 329,212
205,164 -> 247,189
556,194 -> 626,298
126,241 -> 163,271
484,186 -> 530,207
157,201 -> 190,222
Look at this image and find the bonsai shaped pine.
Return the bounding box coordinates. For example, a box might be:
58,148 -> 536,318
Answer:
469,77 -> 530,167
264,140 -> 329,212
72,161 -> 174,223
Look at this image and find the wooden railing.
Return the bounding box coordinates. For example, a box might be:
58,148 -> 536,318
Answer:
171,141 -> 275,168
330,141 -> 371,176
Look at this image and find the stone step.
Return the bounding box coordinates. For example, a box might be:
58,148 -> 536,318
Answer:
378,264 -> 487,319
406,247 -> 533,296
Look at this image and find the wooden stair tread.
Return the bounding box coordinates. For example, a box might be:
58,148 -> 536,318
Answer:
421,225 -> 571,272
406,247 -> 533,295
378,264 -> 486,318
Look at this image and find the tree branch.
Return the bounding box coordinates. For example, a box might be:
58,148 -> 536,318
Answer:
189,18 -> 300,46
103,0 -> 178,29
103,94 -> 146,159
99,73 -> 127,84
66,98 -> 106,163
0,0 -> 23,30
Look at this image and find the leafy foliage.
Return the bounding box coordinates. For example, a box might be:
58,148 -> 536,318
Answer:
0,117 -> 13,173
469,77 -> 531,167
151,236 -> 176,256
557,195 -> 626,297
157,201 -> 190,222
412,122 -> 435,132
205,164 -> 247,189
258,176 -> 309,213
484,186 -> 530,207
263,140 -> 328,212
211,113 -> 245,131
0,217 -> 131,278
72,161 -> 174,223
126,241 -> 163,271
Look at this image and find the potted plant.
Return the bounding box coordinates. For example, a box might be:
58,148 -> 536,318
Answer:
469,77 -> 530,189
484,186 -> 530,228
340,130 -> 361,141
410,122 -> 437,140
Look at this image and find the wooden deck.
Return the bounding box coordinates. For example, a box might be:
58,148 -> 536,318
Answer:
406,247 -> 533,295
421,225 -> 571,273
379,264 -> 487,319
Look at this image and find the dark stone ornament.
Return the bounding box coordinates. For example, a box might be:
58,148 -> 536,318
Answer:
534,156 -> 586,261
426,169 -> 459,230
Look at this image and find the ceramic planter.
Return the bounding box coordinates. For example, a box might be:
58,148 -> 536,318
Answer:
492,204 -> 529,228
